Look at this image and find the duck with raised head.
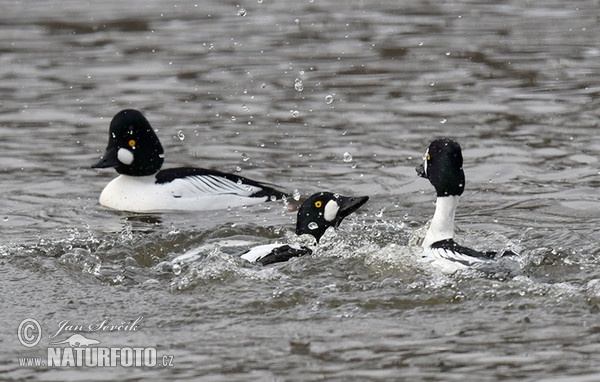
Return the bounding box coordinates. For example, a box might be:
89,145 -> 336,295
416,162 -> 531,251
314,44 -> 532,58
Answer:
416,138 -> 518,274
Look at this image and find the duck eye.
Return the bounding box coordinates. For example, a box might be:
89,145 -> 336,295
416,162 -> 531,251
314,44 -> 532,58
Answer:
314,200 -> 322,208
426,153 -> 431,161
128,139 -> 136,148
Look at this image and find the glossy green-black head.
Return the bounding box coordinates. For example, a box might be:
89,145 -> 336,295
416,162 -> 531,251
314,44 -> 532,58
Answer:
92,109 -> 164,176
296,192 -> 369,243
416,138 -> 465,197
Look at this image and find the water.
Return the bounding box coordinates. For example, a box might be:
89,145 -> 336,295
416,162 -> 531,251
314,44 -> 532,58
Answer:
1,0 -> 599,380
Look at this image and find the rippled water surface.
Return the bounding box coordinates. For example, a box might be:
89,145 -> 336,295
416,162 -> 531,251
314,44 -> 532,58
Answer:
1,0 -> 599,380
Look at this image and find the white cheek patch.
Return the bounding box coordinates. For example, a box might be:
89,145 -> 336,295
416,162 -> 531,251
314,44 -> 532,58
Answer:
423,148 -> 429,176
323,200 -> 340,222
117,148 -> 134,165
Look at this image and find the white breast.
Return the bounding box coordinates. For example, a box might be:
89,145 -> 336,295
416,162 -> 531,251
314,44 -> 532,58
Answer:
98,175 -> 269,212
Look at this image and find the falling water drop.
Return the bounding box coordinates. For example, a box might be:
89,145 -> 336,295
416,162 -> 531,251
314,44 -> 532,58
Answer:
241,152 -> 250,162
325,94 -> 334,104
308,222 -> 319,230
177,130 -> 185,140
292,189 -> 301,201
237,8 -> 247,17
290,110 -> 300,118
172,263 -> 182,276
294,78 -> 304,92
343,152 -> 353,162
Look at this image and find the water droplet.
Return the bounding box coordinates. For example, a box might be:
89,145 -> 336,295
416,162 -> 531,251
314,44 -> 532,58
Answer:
242,104 -> 250,112
440,118 -> 447,124
308,222 -> 319,230
159,153 -> 165,159
270,195 -> 277,202
241,152 -> 250,162
375,208 -> 385,218
293,189 -> 301,201
172,263 -> 182,276
294,18 -> 300,24
235,166 -> 242,172
2,216 -> 8,221
257,0 -> 263,3
343,152 -> 353,162
445,52 -> 451,56
231,116 -> 237,121
290,110 -> 300,118
237,8 -> 247,17
430,81 -> 435,86
294,78 -> 304,92
325,94 -> 334,104
418,41 -> 424,46
177,130 -> 185,140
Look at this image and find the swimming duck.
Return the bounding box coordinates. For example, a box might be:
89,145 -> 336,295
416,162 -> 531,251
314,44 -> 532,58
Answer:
92,109 -> 286,212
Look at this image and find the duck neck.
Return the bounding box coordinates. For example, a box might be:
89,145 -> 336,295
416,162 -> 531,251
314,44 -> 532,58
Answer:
422,195 -> 460,248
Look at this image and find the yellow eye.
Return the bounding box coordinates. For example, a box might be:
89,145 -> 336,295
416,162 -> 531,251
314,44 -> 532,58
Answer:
128,139 -> 136,148
314,201 -> 322,208
426,153 -> 431,161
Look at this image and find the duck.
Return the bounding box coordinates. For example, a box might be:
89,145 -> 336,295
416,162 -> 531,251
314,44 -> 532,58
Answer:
415,138 -> 518,274
91,109 -> 286,212
241,192 -> 369,265
169,192 -> 369,268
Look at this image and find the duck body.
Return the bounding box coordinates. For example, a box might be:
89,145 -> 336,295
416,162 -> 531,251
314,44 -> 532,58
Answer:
92,109 -> 285,212
168,192 -> 368,267
98,169 -> 284,213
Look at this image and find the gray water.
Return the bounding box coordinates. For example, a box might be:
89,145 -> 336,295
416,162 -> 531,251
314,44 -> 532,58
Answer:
1,0 -> 599,380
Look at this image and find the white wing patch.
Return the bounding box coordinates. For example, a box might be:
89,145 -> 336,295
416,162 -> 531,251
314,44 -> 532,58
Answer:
180,175 -> 263,197
241,243 -> 291,263
423,247 -> 487,274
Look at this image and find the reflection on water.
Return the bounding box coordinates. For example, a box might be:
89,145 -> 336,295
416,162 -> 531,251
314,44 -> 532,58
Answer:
1,0 -> 599,380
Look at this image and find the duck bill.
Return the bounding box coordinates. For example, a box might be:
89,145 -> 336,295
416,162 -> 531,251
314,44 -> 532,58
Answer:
415,162 -> 427,178
92,146 -> 119,168
334,195 -> 369,226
